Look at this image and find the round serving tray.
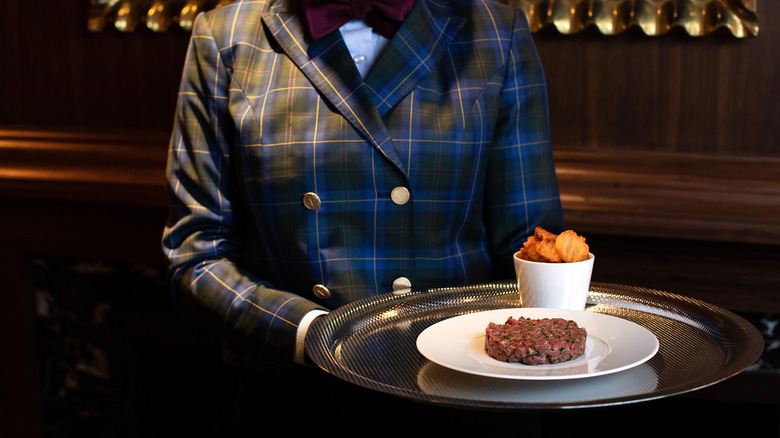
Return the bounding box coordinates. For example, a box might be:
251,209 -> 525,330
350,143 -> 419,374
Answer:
304,282 -> 764,410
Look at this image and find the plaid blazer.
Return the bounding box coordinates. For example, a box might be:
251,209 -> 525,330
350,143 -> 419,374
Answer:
162,0 -> 564,364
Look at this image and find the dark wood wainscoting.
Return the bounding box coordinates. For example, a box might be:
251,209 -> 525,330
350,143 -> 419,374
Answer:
4,128 -> 779,244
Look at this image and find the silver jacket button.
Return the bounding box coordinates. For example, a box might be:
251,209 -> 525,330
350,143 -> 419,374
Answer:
302,192 -> 321,210
391,187 -> 410,205
312,284 -> 330,299
392,277 -> 412,292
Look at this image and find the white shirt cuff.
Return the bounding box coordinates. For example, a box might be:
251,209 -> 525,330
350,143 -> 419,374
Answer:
294,309 -> 329,365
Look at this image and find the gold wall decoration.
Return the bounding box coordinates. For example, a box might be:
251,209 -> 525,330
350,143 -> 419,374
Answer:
87,0 -> 758,37
517,0 -> 758,37
87,0 -> 235,33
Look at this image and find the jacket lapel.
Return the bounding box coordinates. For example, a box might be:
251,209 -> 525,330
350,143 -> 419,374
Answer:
365,0 -> 466,116
262,8 -> 408,173
261,0 -> 466,174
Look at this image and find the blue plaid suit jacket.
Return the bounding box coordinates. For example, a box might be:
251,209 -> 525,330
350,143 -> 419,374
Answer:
162,0 -> 564,364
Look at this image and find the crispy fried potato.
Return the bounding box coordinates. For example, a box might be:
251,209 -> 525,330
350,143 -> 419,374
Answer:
517,227 -> 590,263
517,247 -> 531,261
536,237 -> 564,263
533,226 -> 557,241
555,230 -> 589,263
519,238 -> 543,262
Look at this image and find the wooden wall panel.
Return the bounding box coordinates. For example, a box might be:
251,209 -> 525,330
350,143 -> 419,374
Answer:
555,149 -> 780,245
534,6 -> 779,157
1,1 -> 777,158
0,0 -> 190,131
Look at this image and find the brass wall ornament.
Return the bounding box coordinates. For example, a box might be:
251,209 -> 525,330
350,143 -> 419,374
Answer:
517,0 -> 758,37
87,0 -> 758,37
87,0 -> 235,33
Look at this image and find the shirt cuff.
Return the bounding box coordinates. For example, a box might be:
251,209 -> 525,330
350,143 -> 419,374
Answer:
294,309 -> 329,365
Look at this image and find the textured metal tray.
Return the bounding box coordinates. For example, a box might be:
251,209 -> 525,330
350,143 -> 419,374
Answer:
305,282 -> 764,410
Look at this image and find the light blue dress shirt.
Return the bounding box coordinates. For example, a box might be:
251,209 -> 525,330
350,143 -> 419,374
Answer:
339,20 -> 390,78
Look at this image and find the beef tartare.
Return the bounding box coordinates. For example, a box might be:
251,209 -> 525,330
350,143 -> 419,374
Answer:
484,316 -> 587,365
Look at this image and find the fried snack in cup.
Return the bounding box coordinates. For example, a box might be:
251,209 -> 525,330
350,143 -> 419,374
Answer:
514,227 -> 594,309
534,226 -> 557,241
555,230 -> 590,263
518,233 -> 542,262
517,227 -> 590,263
536,237 -> 564,263
517,231 -> 547,262
517,246 -> 532,262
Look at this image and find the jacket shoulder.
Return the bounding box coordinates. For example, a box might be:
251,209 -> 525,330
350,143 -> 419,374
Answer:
441,0 -> 524,54
193,0 -> 273,43
469,0 -> 523,31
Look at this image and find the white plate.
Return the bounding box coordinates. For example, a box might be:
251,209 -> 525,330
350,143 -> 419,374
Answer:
416,308 -> 659,380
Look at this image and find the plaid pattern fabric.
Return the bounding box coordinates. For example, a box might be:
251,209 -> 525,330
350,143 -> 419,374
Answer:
162,0 -> 564,363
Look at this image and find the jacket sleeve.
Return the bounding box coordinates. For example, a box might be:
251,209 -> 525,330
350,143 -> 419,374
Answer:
484,7 -> 565,279
161,12 -> 325,365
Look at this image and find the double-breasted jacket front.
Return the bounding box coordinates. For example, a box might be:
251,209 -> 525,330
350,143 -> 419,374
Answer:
163,0 -> 564,362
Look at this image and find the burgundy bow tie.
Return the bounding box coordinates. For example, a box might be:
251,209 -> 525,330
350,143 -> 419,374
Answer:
301,0 -> 416,40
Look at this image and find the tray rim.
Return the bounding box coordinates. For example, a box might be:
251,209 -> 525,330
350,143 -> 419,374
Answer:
305,281 -> 765,410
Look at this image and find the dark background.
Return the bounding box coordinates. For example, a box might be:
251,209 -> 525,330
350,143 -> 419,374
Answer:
1,1 -> 778,436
